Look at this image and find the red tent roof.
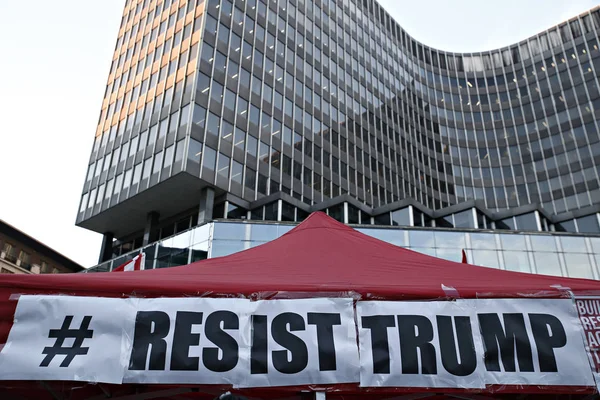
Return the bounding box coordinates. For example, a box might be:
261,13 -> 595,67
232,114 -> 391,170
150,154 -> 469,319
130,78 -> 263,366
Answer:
2,212 -> 600,399
1,211 -> 599,302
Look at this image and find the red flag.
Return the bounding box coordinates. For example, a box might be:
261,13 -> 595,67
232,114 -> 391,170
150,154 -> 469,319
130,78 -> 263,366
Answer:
112,253 -> 146,272
461,249 -> 468,264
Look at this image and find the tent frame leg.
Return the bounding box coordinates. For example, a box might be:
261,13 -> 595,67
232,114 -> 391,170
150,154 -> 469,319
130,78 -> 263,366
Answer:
87,387 -> 193,400
449,396 -> 496,400
98,383 -> 111,398
38,381 -> 63,400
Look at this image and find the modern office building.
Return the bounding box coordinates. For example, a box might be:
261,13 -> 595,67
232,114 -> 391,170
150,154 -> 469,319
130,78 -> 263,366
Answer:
0,220 -> 84,274
79,0 -> 600,275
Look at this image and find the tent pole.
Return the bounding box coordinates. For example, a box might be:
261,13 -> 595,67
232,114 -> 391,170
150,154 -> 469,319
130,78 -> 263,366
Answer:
98,383 -> 111,398
86,388 -> 193,400
314,392 -> 326,400
38,381 -> 63,400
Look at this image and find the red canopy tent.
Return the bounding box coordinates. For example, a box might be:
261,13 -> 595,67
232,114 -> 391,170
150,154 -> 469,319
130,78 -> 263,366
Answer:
0,212 -> 599,399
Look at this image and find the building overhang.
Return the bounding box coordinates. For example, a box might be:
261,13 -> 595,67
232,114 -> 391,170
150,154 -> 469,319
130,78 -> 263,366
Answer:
77,173 -> 219,239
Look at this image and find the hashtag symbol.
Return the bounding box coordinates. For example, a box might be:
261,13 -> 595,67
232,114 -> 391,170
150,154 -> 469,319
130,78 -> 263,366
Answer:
40,315 -> 94,368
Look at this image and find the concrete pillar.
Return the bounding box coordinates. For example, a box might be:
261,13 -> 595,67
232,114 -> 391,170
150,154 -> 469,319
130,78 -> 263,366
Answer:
472,208 -> 479,229
98,232 -> 114,264
198,187 -> 215,224
143,212 -> 160,246
277,199 -> 283,221
343,202 -> 348,224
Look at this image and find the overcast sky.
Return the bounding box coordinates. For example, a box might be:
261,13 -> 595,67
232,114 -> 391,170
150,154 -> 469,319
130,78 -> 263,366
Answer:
0,0 -> 598,268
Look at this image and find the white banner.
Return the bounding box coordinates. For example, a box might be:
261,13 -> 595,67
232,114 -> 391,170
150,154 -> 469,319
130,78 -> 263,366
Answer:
357,299 -> 594,388
124,297 -> 251,385
358,300 -> 485,388
0,296 -> 596,388
0,295 -> 137,384
575,297 -> 600,392
242,298 -> 359,388
473,299 -> 593,387
0,295 -> 358,387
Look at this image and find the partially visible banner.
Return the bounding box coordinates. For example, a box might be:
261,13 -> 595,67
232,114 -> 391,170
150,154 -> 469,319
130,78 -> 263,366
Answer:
576,297 -> 600,392
357,299 -> 594,388
0,296 -> 137,384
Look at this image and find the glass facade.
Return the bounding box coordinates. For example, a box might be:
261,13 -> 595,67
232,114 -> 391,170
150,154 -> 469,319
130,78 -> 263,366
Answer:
76,0 -> 600,266
86,220 -> 600,281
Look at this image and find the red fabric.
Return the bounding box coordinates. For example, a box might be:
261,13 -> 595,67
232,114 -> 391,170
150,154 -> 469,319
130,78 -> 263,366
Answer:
1,212 -> 600,396
461,249 -> 468,264
112,253 -> 144,272
1,212 -> 600,302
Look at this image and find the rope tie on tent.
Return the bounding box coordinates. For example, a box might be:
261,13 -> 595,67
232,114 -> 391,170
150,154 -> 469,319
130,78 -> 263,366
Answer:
214,392 -> 248,400
441,284 -> 460,298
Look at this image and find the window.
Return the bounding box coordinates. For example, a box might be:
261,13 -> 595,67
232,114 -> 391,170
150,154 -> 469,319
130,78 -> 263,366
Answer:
245,167 -> 256,190
123,168 -> 133,190
211,81 -> 224,106
215,51 -> 227,72
234,127 -> 245,149
221,121 -> 234,142
132,162 -> 143,186
188,138 -> 203,164
503,251 -> 531,273
577,215 -> 600,233
40,261 -> 51,273
391,208 -> 410,226
249,105 -> 260,126
202,146 -> 217,171
218,23 -> 230,46
259,141 -> 269,164
17,250 -> 30,269
231,32 -> 242,54
514,213 -> 538,231
164,145 -> 175,169
253,49 -> 264,70
252,76 -> 262,97
192,104 -> 206,128
158,118 -> 169,139
201,42 -> 214,65
565,254 -> 594,279
2,243 -> 16,262
179,104 -> 190,126
499,234 -> 527,252
247,135 -> 258,157
207,112 -> 220,138
217,153 -> 230,178
231,160 -> 243,184
197,72 -> 211,97
237,97 -> 248,118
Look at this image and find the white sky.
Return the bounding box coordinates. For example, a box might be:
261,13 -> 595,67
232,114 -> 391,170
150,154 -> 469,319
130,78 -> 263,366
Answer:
0,0 -> 598,268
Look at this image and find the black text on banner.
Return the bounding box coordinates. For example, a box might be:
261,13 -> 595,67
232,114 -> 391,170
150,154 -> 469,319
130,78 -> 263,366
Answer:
357,299 -> 594,388
0,296 -> 359,387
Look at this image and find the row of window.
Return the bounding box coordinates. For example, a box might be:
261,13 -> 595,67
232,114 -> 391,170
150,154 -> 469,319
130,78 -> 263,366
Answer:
87,0 -> 600,217
96,211 -> 600,279
0,242 -> 60,274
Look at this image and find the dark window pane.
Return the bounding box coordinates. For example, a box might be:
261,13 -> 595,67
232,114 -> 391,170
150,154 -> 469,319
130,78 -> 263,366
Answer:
577,214 -> 600,233
514,213 -> 539,231
391,208 -> 410,226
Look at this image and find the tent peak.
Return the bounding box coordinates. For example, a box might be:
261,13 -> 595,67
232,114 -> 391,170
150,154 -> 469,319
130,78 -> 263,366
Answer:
284,211 -> 354,236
